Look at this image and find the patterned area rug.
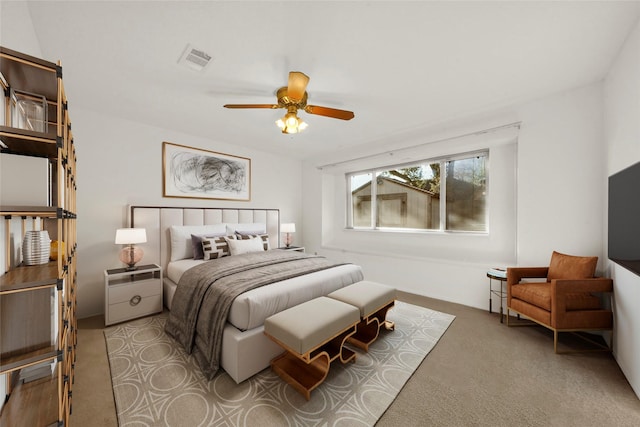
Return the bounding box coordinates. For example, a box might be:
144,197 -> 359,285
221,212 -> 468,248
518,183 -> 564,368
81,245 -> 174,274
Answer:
104,302 -> 455,426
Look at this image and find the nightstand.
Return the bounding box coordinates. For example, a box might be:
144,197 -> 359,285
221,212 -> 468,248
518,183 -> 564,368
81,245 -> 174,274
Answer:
278,246 -> 305,252
104,264 -> 163,326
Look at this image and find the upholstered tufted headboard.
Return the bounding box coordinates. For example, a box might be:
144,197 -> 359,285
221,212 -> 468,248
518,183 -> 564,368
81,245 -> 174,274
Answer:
129,206 -> 280,271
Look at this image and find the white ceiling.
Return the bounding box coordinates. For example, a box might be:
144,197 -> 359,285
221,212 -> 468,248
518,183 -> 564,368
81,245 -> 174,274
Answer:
23,1 -> 640,161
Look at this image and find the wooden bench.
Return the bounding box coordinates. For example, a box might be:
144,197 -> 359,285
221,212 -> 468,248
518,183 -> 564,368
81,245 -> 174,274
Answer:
328,281 -> 396,351
264,296 -> 360,400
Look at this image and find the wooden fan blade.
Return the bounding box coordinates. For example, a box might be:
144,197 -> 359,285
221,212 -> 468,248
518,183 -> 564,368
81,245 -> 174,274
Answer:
224,104 -> 280,109
305,105 -> 355,120
288,71 -> 310,102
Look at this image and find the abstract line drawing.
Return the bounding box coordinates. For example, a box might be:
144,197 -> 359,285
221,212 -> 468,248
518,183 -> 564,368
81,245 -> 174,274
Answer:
163,142 -> 251,201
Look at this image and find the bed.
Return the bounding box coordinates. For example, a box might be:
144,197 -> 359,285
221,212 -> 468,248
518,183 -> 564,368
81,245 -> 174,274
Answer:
130,206 -> 363,383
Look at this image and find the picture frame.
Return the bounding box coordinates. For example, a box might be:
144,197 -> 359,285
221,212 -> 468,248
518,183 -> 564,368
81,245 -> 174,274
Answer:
162,141 -> 251,201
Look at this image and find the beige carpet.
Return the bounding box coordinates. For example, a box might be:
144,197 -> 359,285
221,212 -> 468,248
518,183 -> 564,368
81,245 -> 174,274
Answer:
74,292 -> 640,426
103,302 -> 454,426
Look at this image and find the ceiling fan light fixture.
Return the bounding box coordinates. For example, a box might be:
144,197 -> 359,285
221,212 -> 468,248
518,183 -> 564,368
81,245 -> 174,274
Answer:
276,110 -> 307,134
285,112 -> 299,128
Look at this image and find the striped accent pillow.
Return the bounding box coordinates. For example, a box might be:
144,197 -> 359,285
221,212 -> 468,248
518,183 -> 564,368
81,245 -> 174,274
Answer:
202,235 -> 234,260
191,233 -> 226,260
234,232 -> 270,251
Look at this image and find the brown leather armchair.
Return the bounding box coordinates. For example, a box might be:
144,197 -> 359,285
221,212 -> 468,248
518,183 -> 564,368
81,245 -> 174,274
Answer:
506,251 -> 613,352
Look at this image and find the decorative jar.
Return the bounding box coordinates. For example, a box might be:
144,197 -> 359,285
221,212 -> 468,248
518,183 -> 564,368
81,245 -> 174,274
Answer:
22,230 -> 51,265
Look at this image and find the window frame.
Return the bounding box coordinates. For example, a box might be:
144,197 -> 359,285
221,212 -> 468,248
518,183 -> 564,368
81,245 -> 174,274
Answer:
346,149 -> 489,234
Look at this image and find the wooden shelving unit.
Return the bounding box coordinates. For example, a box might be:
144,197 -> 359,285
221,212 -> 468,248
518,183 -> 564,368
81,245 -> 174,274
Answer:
0,46 -> 77,426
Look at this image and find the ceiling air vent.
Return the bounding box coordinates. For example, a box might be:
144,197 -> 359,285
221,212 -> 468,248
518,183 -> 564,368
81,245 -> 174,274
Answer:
178,44 -> 212,72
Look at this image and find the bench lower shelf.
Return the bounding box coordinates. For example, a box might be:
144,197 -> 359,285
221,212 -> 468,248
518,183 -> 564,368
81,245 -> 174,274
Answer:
348,301 -> 396,351
269,326 -> 357,400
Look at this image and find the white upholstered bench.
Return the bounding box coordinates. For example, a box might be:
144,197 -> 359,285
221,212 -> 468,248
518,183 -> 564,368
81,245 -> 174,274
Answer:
264,296 -> 360,400
328,280 -> 396,351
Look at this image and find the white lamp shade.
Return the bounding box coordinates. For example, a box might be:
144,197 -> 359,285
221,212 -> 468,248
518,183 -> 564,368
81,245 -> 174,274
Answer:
115,228 -> 147,245
281,223 -> 296,233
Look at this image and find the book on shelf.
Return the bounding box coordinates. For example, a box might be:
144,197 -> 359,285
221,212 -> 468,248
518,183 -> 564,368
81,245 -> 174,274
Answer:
487,267 -> 507,278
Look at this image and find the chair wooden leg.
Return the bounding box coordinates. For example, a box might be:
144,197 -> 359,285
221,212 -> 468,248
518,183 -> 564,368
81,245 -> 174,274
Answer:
554,330 -> 558,353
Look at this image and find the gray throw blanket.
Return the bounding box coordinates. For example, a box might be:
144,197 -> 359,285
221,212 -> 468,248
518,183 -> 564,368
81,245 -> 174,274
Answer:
165,250 -> 350,379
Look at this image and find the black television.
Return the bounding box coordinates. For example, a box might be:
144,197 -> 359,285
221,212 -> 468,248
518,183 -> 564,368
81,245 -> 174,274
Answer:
608,161 -> 640,277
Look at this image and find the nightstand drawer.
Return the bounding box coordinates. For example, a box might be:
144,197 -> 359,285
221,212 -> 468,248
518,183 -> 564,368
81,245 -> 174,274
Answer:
108,293 -> 162,325
104,264 -> 163,326
108,279 -> 161,305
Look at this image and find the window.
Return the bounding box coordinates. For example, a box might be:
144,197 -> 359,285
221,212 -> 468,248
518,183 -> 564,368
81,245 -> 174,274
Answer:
348,151 -> 487,232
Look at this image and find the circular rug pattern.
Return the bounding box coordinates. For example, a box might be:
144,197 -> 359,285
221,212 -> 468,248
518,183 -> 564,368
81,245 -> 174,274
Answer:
104,301 -> 454,426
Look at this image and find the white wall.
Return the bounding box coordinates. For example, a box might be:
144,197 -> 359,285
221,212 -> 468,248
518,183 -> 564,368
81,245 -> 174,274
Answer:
72,108 -> 303,318
516,84 -> 606,264
0,1 -> 42,58
303,82 -> 606,311
308,124 -> 519,309
604,18 -> 640,399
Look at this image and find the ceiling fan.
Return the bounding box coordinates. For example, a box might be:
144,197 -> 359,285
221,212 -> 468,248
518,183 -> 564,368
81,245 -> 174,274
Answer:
223,71 -> 355,134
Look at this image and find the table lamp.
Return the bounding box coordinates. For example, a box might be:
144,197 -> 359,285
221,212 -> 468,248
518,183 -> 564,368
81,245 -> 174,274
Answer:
281,223 -> 296,248
115,228 -> 147,270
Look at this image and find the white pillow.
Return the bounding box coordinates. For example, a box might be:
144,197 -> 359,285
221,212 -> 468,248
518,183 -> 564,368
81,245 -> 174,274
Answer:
170,224 -> 227,261
224,236 -> 265,256
226,223 -> 266,236
234,233 -> 271,251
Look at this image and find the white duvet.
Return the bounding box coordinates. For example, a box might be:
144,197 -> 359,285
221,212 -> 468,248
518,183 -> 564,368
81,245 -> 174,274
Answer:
166,257 -> 364,331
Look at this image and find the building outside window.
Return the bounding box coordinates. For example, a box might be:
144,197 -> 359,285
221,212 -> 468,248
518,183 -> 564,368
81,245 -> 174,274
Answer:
348,151 -> 487,232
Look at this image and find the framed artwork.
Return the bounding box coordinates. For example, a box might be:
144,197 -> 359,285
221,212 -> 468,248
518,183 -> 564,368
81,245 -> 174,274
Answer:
163,141 -> 251,201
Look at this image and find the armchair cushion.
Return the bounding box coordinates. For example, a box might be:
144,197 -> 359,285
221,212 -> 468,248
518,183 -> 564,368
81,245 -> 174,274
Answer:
511,283 -> 601,312
511,283 -> 552,311
547,251 -> 597,280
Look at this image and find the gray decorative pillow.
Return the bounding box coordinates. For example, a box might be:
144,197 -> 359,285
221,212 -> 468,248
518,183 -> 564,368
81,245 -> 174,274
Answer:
169,224 -> 227,261
226,223 -> 266,236
234,232 -> 270,251
202,235 -> 235,260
